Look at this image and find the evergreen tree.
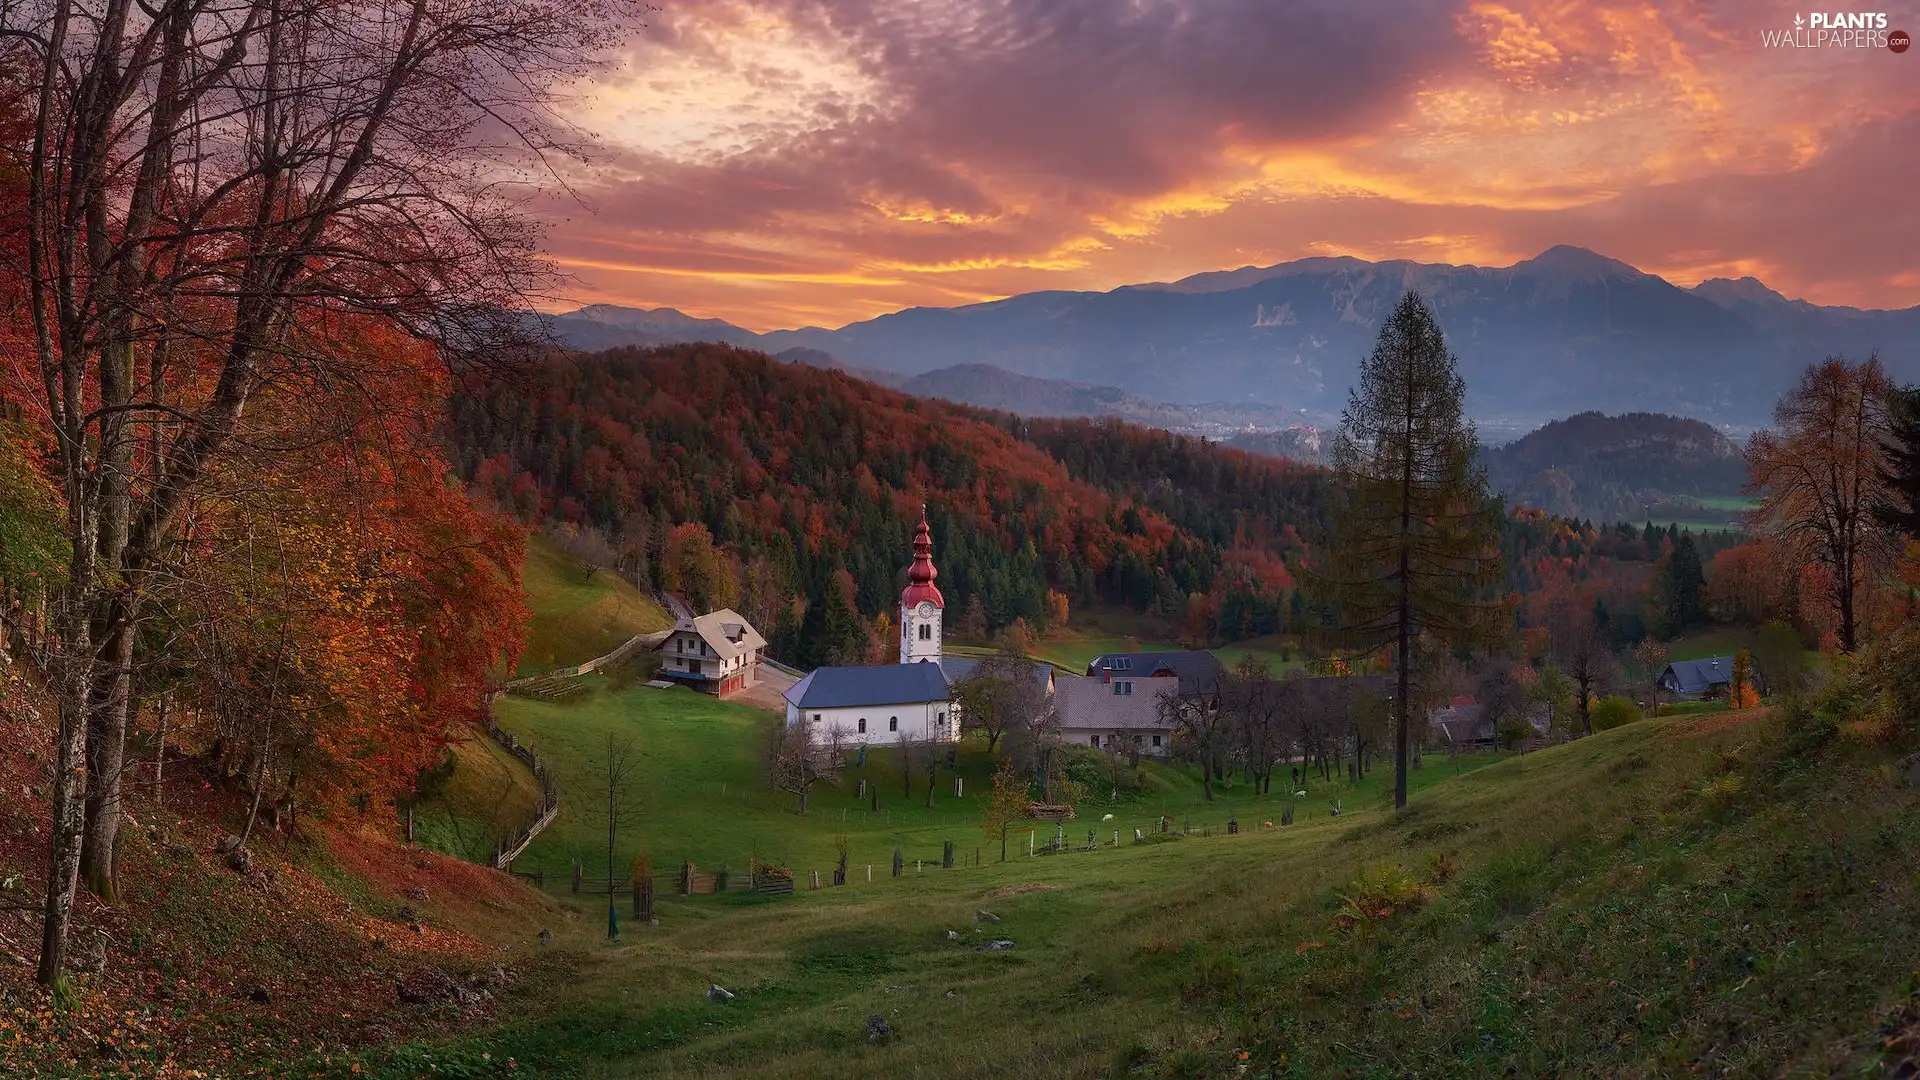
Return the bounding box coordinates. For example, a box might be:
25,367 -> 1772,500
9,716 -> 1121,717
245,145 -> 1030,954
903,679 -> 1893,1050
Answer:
1672,533 -> 1706,625
1876,383 -> 1920,540
1314,291 -> 1505,810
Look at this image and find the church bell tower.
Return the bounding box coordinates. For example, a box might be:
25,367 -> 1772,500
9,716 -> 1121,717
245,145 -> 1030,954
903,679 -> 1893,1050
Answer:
899,508 -> 944,664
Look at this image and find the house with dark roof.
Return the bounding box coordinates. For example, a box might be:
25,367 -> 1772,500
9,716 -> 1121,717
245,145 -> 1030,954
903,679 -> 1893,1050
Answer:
1426,699 -> 1551,749
659,608 -> 767,697
1085,650 -> 1224,699
1659,656 -> 1743,700
1056,674 -> 1180,758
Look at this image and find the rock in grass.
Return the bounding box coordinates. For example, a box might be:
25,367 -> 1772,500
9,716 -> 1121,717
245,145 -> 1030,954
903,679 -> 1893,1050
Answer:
866,1014 -> 896,1043
248,986 -> 271,1004
973,910 -> 1000,923
978,939 -> 1014,951
945,929 -> 962,941
707,984 -> 734,1003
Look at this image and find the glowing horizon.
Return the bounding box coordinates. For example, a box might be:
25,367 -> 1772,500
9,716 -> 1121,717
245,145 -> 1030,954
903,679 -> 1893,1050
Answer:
542,0 -> 1920,332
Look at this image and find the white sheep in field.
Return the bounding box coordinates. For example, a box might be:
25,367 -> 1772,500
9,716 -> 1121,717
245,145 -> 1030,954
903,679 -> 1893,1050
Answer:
1101,813 -> 1114,822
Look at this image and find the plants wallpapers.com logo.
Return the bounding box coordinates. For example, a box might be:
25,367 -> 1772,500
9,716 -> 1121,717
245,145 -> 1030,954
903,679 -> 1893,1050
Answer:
1760,11 -> 1909,49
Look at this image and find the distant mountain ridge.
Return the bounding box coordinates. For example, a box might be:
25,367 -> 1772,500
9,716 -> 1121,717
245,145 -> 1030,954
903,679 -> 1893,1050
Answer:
538,246 -> 1920,427
1477,411 -> 1747,524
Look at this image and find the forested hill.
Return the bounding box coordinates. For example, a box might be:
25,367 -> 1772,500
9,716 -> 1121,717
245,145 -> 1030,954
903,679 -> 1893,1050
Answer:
446,344 -> 1329,665
1479,411 -> 1746,523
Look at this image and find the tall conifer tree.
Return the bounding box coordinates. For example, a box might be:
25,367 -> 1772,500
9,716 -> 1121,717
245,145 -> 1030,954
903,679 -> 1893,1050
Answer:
1315,291 -> 1505,810
1876,384 -> 1920,540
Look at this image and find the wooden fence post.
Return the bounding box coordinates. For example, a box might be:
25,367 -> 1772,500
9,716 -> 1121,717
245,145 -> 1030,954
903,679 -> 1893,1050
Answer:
571,859 -> 582,893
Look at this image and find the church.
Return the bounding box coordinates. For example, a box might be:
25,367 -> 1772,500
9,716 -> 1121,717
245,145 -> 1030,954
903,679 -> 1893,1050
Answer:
782,512 -> 1053,746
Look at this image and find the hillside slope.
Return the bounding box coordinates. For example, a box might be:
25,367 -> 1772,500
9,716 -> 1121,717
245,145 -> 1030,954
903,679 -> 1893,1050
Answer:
338,709 -> 1920,1079
448,344 -> 1327,665
518,533 -> 672,675
1479,411 -> 1748,523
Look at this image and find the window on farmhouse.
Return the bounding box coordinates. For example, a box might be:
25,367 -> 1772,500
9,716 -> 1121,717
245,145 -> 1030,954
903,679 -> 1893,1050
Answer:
889,717 -> 898,731
858,718 -> 866,733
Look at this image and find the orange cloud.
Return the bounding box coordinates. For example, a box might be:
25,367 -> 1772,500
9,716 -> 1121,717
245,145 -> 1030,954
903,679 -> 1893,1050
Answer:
541,0 -> 1920,328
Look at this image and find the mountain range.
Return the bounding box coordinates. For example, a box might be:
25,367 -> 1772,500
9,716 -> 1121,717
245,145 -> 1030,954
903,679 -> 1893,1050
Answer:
537,246 -> 1920,430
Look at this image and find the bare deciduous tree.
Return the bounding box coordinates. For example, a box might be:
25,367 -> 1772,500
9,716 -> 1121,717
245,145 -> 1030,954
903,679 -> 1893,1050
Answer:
592,733 -> 643,940
950,651 -> 1044,753
765,717 -> 843,813
1547,599 -> 1616,736
1157,679 -> 1228,801
1222,655 -> 1284,794
1,0 -> 646,982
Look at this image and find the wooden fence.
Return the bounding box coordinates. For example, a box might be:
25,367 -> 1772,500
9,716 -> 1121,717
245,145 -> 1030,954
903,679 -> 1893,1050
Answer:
482,712 -> 562,870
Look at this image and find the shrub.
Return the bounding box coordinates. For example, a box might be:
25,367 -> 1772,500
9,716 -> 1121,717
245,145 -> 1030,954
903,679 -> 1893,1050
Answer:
1591,695 -> 1642,731
1332,861 -> 1434,931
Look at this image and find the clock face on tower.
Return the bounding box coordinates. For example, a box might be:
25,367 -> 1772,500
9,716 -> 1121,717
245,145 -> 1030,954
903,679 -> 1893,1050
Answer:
916,602 -> 935,620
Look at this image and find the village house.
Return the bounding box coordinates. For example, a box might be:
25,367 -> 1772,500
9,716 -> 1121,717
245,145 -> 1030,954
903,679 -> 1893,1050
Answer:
660,609 -> 767,697
1084,650 -> 1224,701
783,511 -> 1052,746
1055,673 -> 1179,757
1658,655 -> 1744,701
1426,696 -> 1551,750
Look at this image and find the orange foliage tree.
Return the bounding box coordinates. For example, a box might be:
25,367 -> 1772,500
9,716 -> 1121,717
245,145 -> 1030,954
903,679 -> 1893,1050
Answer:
1744,356 -> 1901,652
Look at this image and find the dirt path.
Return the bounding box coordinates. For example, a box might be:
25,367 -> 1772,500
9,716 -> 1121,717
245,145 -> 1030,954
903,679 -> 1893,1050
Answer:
730,665 -> 797,712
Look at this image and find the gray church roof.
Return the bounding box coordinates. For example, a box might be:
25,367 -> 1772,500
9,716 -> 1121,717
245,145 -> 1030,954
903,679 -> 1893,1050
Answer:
784,661 -> 953,710
936,655 -> 1054,694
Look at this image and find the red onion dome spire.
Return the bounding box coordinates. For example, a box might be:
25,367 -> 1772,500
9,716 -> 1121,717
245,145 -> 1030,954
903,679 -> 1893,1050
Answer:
901,506 -> 945,608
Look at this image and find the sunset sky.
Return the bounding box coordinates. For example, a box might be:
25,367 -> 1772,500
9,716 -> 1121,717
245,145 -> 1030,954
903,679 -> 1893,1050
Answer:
544,0 -> 1919,330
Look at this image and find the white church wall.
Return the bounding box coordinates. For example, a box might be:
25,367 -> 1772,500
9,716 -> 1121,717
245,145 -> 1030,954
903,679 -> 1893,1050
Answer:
798,701 -> 958,746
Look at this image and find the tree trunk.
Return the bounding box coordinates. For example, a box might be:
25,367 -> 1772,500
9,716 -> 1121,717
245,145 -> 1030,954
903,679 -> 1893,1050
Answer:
38,678 -> 90,985
153,694 -> 169,804
81,609 -> 137,902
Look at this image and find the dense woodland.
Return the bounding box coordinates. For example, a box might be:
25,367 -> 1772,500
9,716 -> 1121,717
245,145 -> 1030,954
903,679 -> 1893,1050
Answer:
448,345 -> 1330,666
445,343 -> 1769,667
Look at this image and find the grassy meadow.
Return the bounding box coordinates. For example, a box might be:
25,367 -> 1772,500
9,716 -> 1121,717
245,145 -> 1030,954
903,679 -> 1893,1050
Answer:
340,706 -> 1920,1079
487,673 -> 1487,889
517,534 -> 673,676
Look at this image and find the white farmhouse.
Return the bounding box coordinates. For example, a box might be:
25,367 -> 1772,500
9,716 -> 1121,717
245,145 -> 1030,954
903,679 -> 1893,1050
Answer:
659,608 -> 767,698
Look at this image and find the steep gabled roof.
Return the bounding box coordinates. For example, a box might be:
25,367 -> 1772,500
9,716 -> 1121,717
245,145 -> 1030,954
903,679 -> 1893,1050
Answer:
1663,656 -> 1737,695
784,661 -> 952,710
1086,651 -> 1223,697
674,608 -> 767,661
